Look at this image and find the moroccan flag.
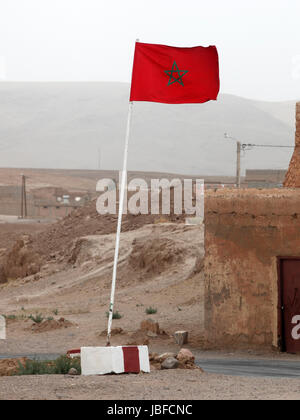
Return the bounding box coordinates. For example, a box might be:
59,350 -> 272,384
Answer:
130,42 -> 220,104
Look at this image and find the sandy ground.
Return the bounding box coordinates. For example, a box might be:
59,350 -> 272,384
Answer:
1,213 -> 300,400
0,223 -> 204,355
1,370 -> 300,400
0,168 -> 237,192
0,168 -> 101,192
0,219 -> 51,250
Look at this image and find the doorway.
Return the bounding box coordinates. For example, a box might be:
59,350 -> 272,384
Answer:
278,258 -> 300,353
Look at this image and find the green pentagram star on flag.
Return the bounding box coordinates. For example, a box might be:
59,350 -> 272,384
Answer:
164,61 -> 189,86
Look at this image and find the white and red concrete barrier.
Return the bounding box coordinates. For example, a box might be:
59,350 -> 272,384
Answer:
75,346 -> 150,375
67,349 -> 81,359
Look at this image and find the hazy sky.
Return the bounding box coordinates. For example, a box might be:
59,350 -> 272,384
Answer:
0,0 -> 299,101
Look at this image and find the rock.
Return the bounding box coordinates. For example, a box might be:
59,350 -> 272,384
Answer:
156,352 -> 177,363
149,361 -> 161,371
126,338 -> 149,346
27,262 -> 40,276
100,327 -> 124,337
68,368 -> 78,376
0,265 -> 7,284
0,248 -> 7,258
146,331 -> 158,338
174,331 -> 188,346
0,358 -> 27,376
192,255 -> 204,274
33,273 -> 42,281
161,357 -> 179,370
177,348 -> 195,364
21,235 -> 31,245
31,318 -> 73,333
149,352 -> 158,362
140,319 -> 160,334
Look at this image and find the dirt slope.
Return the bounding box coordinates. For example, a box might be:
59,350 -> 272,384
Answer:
0,223 -> 204,354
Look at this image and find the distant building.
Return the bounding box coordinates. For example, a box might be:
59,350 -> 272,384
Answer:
245,169 -> 287,188
33,187 -> 91,218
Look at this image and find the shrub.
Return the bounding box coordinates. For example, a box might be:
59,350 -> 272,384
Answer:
52,355 -> 81,375
2,314 -> 27,321
106,311 -> 122,319
16,359 -> 51,375
16,355 -> 81,376
145,306 -> 157,315
29,313 -> 44,324
5,315 -> 17,320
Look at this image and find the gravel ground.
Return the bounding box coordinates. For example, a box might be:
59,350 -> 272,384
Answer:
1,370 -> 300,400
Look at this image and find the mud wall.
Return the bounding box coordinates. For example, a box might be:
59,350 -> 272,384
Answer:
284,102 -> 300,187
204,189 -> 300,349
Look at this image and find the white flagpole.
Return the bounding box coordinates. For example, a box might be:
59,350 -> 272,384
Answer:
106,100 -> 134,346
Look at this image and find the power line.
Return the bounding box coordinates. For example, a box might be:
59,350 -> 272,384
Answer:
224,132 -> 295,188
242,143 -> 295,149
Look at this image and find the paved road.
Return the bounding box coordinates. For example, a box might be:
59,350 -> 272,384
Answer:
1,354 -> 300,378
196,358 -> 300,378
0,354 -> 61,361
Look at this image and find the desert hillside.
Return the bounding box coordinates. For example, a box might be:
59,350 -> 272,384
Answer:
0,212 -> 204,355
0,82 -> 297,175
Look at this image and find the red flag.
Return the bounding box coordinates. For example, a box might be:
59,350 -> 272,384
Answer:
130,42 -> 220,104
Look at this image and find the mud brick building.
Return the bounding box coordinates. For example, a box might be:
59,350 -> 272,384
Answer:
204,103 -> 300,352
284,102 -> 300,187
204,189 -> 300,351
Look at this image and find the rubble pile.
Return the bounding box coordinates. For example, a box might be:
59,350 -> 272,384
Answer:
149,348 -> 202,371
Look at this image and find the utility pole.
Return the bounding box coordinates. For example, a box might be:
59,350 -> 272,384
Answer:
98,147 -> 101,170
224,134 -> 294,189
236,141 -> 241,188
224,133 -> 241,188
20,174 -> 27,218
20,175 -> 23,219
